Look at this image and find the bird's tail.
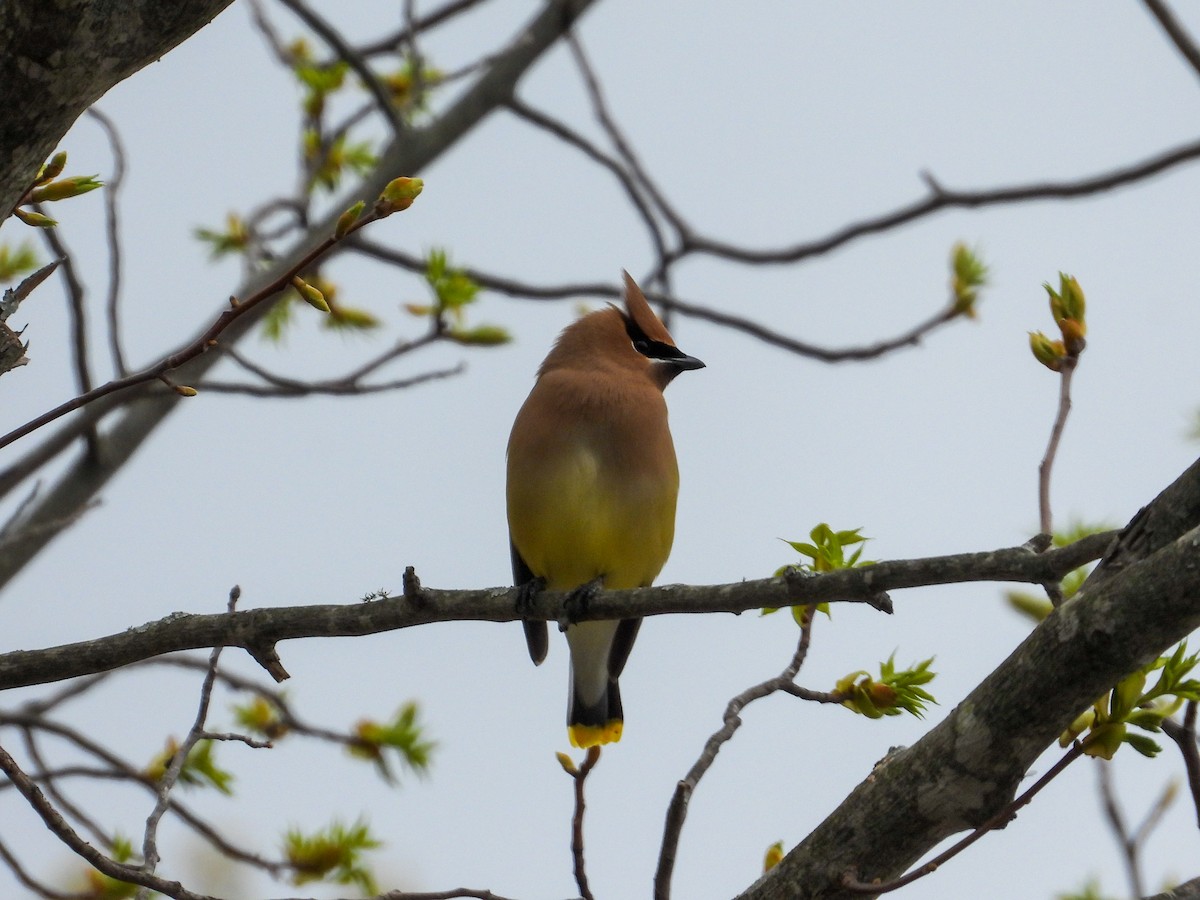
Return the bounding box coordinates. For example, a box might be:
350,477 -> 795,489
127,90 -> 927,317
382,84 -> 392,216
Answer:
565,620 -> 626,748
568,678 -> 624,748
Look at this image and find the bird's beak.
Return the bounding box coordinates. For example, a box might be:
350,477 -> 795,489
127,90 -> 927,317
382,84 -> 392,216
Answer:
673,354 -> 705,371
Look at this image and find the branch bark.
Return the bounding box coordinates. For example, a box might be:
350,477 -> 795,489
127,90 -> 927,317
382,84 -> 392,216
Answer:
0,0 -> 238,219
0,531 -> 1113,692
737,458 -> 1200,900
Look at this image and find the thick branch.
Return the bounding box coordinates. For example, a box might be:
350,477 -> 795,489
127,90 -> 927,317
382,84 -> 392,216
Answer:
0,533 -> 1112,692
0,0 -> 237,218
738,459 -> 1200,900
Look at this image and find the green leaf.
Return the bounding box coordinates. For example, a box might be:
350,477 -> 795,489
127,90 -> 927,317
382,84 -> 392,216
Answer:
445,324 -> 510,346
195,213 -> 250,259
323,305 -> 381,331
348,701 -> 436,784
0,242 -> 40,283
835,655 -> 937,719
284,818 -> 380,893
949,242 -> 988,317
1122,732 -> 1162,758
294,60 -> 349,93
261,296 -> 295,342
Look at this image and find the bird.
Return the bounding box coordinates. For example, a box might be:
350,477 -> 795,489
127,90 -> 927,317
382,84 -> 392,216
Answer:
506,271 -> 704,748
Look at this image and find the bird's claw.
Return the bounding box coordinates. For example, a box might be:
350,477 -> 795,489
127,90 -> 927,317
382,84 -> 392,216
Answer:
515,576 -> 546,614
558,575 -> 605,631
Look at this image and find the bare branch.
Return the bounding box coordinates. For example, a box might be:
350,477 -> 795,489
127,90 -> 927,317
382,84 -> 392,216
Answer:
0,200 -> 401,453
0,260 -> 60,378
682,138 -> 1200,266
374,889 -> 519,900
85,108 -> 130,377
1144,876 -> 1200,900
0,742 -> 221,900
139,588 -> 236,883
34,212 -> 99,460
840,743 -> 1087,894
1097,759 -> 1146,899
0,532 -> 1113,692
564,746 -> 601,900
197,364 -> 464,397
194,334 -> 463,398
1162,700 -> 1200,827
1143,0 -> 1200,80
1,710 -> 288,875
656,610 -> 819,899
659,290 -> 963,363
20,726 -> 116,852
505,98 -> 668,263
1038,356 -> 1079,538
276,0 -> 405,136
563,29 -> 689,252
0,836 -> 91,900
357,0 -> 493,57
350,239 -> 975,363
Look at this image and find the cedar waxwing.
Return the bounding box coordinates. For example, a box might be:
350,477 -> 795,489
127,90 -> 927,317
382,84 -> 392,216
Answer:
506,272 -> 704,748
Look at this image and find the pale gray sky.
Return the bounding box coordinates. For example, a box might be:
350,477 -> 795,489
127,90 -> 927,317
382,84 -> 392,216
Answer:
3,2 -> 1200,898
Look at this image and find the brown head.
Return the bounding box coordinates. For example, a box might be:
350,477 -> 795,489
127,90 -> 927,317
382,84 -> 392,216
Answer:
538,271 -> 704,390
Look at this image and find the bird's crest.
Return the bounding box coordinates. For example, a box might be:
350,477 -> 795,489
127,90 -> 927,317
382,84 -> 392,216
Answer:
622,271 -> 677,347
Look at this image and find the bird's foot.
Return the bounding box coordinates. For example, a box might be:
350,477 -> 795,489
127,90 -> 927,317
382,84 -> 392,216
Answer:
515,576 -> 546,614
558,575 -> 605,632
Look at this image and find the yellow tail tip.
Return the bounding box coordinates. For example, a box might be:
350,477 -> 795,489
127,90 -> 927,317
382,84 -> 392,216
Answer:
569,720 -> 623,748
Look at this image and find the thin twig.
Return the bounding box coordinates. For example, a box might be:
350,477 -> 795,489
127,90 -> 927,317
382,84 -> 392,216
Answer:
0,835 -> 91,900
0,396 -> 118,503
563,745 -> 601,900
20,725 -> 116,851
0,742 -> 221,900
374,888 -> 520,900
1038,356 -> 1077,539
33,208 -> 101,462
661,290 -> 961,363
1162,700 -> 1200,827
277,0 -> 405,136
0,201 -> 397,452
139,587 -> 238,885
18,671 -> 112,716
1143,0 -> 1200,80
197,364 -> 464,397
506,98 -> 667,264
198,330 -> 459,399
1097,759 -> 1146,899
33,214 -> 91,395
841,742 -> 1087,894
350,237 -> 971,363
563,29 -> 690,245
655,610 -> 818,900
680,137 -> 1200,266
85,107 -> 129,376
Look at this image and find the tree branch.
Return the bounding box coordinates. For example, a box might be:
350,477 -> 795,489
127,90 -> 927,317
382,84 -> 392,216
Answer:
680,138 -> 1200,266
1143,0 -> 1200,80
737,459 -> 1200,899
0,0 -> 238,219
0,742 -> 221,900
0,532 -> 1113,692
656,610 -> 819,900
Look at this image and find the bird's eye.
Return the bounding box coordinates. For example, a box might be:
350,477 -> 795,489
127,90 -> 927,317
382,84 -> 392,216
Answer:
632,339 -> 650,355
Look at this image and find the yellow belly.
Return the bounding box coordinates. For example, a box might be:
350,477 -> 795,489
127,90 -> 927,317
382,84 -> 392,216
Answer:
507,442 -> 677,591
